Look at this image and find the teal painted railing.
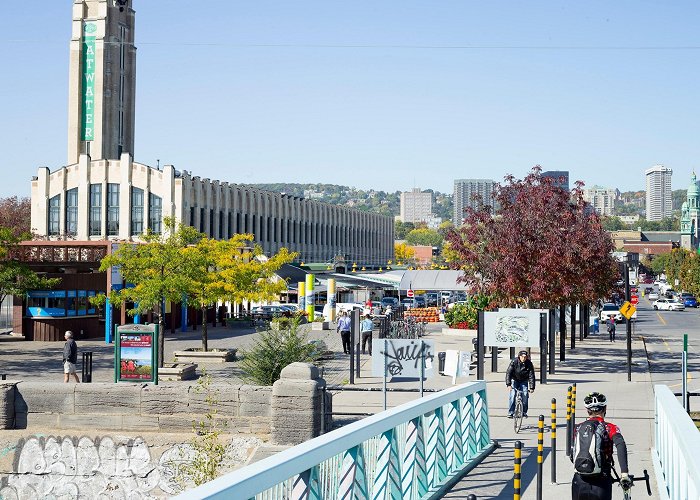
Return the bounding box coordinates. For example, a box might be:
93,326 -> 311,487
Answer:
652,384 -> 700,500
176,381 -> 495,500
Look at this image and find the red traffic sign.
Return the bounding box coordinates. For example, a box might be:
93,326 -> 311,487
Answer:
406,289 -> 415,298
630,295 -> 639,305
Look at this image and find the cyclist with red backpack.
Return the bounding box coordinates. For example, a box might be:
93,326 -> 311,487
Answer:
571,392 -> 631,500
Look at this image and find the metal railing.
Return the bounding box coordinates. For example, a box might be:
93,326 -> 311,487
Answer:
176,381 -> 495,500
652,384 -> 700,500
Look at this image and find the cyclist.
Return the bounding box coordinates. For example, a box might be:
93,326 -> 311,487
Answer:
505,350 -> 535,418
571,392 -> 630,500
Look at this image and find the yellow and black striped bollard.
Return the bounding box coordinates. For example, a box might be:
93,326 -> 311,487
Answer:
571,383 -> 577,455
537,415 -> 544,500
565,385 -> 572,457
514,440 -> 522,500
551,398 -> 557,483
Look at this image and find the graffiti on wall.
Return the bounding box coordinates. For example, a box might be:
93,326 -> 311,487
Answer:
0,434 -> 261,499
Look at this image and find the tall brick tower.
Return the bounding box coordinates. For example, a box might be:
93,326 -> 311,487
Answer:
67,0 -> 136,164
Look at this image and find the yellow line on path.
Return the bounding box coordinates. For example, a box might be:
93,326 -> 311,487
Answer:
656,312 -> 667,325
663,339 -> 671,351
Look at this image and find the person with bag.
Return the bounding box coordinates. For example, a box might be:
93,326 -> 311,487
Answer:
607,316 -> 616,342
571,392 -> 630,500
505,350 -> 535,418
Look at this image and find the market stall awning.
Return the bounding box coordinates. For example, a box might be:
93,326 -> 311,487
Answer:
398,270 -> 468,291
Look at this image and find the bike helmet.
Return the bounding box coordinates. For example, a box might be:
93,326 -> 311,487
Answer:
584,392 -> 607,410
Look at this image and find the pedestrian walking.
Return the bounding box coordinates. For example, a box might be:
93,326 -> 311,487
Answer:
361,313 -> 374,355
62,331 -> 80,383
337,310 -> 352,354
607,316 -> 616,342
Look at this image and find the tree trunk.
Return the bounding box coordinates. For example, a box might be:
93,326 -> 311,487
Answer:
201,305 -> 208,352
158,302 -> 165,368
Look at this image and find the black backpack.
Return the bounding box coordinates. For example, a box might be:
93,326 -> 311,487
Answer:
573,419 -> 607,475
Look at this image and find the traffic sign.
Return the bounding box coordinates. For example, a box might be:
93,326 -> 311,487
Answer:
630,295 -> 639,305
407,289 -> 414,298
620,301 -> 636,320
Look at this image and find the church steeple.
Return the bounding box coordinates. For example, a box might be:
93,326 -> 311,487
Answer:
67,0 -> 136,164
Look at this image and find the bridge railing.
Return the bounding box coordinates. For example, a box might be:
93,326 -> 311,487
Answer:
652,384 -> 700,500
176,381 -> 495,500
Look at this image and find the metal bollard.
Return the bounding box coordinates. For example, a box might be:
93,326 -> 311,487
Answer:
571,383 -> 577,455
551,398 -> 557,484
565,385 -> 572,456
537,416 -> 544,500
82,351 -> 93,383
514,441 -> 522,500
0,374 -> 6,380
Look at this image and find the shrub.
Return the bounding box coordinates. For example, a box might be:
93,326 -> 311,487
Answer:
239,318 -> 320,385
444,295 -> 493,329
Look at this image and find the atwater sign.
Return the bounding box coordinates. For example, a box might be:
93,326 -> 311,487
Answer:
115,323 -> 159,384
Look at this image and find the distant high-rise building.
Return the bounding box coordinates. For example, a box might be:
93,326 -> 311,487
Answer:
541,170 -> 570,191
645,165 -> 673,221
582,186 -> 616,216
453,179 -> 495,225
400,188 -> 433,224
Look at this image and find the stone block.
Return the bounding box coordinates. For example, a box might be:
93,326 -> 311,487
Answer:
16,382 -> 76,414
122,414 -> 161,432
249,418 -> 271,435
158,415 -> 198,433
24,412 -> 60,430
141,384 -> 190,415
74,383 -> 143,414
59,414 -> 124,431
272,379 -> 321,398
239,386 -> 272,417
280,363 -> 320,380
188,383 -> 241,417
0,383 -> 16,429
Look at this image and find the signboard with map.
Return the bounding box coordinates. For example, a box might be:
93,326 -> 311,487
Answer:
483,309 -> 542,348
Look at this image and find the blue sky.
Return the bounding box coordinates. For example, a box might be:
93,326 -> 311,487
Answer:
2,1 -> 700,198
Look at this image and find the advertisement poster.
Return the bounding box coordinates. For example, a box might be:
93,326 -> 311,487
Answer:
119,333 -> 153,380
115,323 -> 158,383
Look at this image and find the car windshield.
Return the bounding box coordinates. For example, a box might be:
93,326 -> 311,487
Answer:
602,304 -> 618,311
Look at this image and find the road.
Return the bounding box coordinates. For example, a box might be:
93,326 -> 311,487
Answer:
630,292 -> 700,399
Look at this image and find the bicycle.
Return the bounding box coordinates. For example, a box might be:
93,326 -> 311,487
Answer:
512,389 -> 525,433
612,468 -> 652,499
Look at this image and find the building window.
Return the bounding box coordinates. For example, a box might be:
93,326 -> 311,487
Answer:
89,184 -> 102,236
48,195 -> 60,236
65,188 -> 78,236
131,187 -> 144,236
107,183 -> 120,236
149,193 -> 162,234
200,208 -> 205,233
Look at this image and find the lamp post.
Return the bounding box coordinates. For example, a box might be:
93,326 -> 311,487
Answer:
624,261 -> 632,382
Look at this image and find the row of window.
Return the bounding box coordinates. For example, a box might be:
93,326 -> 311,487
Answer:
48,185 -> 162,236
26,290 -> 98,318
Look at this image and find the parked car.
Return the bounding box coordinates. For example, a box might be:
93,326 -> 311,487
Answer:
681,293 -> 698,308
381,296 -> 399,308
647,291 -> 659,301
251,305 -> 289,320
599,303 -> 623,323
413,295 -> 426,307
401,297 -> 416,308
653,298 -> 685,311
425,293 -> 439,307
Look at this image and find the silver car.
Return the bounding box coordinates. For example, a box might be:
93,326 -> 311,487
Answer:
653,298 -> 685,311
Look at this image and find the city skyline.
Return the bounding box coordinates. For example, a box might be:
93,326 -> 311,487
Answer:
3,1 -> 700,198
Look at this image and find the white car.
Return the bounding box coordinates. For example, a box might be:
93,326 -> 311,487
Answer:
647,292 -> 659,301
599,303 -> 623,323
653,298 -> 685,311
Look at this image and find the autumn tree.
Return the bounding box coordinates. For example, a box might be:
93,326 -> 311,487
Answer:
98,219 -> 204,367
405,227 -> 443,248
394,242 -> 416,265
188,235 -> 296,351
0,197 -> 31,237
446,167 -> 618,308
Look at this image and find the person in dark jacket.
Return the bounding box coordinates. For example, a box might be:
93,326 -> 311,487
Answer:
62,331 -> 80,383
505,350 -> 535,417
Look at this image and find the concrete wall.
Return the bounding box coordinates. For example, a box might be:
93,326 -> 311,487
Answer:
0,364 -> 327,498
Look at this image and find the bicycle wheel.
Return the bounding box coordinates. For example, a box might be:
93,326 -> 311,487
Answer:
513,397 -> 524,433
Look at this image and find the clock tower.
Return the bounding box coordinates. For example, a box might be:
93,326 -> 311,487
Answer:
67,0 -> 136,164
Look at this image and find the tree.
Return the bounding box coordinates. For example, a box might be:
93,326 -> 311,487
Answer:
394,221 -> 415,240
394,242 -> 416,265
98,218 -> 204,367
188,235 -> 296,351
446,167 -> 618,307
601,216 -> 625,231
0,227 -> 60,307
0,197 -> 31,237
405,228 -> 443,248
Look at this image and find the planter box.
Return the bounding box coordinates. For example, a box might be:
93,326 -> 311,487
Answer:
441,327 -> 477,338
173,348 -> 237,363
158,363 -> 198,381
311,321 -> 331,331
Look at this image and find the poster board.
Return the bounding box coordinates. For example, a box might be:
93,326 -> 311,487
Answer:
115,323 -> 158,384
483,309 -> 542,347
371,339 -> 435,378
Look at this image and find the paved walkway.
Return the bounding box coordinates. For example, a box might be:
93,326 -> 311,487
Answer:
0,321 -> 658,499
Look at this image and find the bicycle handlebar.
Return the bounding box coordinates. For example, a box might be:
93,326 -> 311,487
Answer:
612,469 -> 652,496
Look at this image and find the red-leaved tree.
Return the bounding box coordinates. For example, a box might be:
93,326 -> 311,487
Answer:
0,196 -> 31,238
446,166 -> 618,308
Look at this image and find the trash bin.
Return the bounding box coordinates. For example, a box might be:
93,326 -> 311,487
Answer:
438,351 -> 446,374
593,318 -> 599,334
82,352 -> 93,383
